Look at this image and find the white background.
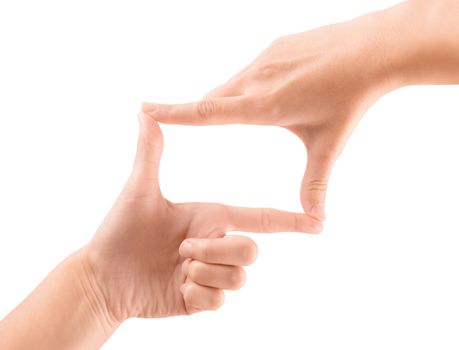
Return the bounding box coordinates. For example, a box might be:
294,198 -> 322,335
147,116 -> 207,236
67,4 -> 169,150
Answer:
1,0 -> 458,349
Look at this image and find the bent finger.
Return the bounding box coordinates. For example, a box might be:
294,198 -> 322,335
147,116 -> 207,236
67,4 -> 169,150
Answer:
184,260 -> 246,290
300,148 -> 337,221
179,235 -> 258,266
180,280 -> 225,314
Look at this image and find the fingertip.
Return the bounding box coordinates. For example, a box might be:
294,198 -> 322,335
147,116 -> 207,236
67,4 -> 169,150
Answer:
309,222 -> 323,234
307,218 -> 324,234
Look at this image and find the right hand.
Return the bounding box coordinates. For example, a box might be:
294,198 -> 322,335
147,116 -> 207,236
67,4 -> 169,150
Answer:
84,113 -> 321,324
142,7 -> 403,222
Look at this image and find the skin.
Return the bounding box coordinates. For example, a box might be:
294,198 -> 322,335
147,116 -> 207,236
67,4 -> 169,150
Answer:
2,0 -> 459,348
142,0 -> 459,222
0,113 -> 320,350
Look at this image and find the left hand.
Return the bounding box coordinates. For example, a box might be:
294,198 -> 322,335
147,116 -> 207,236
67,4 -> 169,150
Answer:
141,10 -> 400,221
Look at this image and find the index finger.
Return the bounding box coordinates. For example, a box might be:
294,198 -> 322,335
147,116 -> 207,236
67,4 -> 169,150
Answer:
142,96 -> 268,125
224,205 -> 323,234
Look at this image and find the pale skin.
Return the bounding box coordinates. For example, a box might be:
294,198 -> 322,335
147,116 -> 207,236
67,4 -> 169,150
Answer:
2,0 -> 459,349
0,113 -> 320,350
143,0 -> 459,222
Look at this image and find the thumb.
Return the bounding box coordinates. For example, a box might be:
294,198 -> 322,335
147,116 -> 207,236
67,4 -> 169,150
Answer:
132,112 -> 164,181
300,150 -> 336,221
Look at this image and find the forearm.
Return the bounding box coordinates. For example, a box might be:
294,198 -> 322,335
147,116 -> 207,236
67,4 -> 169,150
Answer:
0,248 -> 118,350
379,0 -> 459,87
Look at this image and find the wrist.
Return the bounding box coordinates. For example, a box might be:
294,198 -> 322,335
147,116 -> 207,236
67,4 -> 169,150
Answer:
375,0 -> 459,87
0,248 -> 119,350
75,248 -> 121,335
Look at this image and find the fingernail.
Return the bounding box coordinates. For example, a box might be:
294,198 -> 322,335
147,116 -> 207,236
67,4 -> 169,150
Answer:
310,203 -> 325,221
179,240 -> 193,258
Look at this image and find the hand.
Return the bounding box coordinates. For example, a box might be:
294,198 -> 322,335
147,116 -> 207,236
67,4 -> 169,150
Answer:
141,10 -> 400,221
84,112 -> 322,323
0,113 -> 320,350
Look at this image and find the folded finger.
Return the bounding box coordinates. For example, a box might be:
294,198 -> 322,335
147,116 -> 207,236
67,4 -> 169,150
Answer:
183,260 -> 246,290
180,280 -> 225,314
179,235 -> 257,266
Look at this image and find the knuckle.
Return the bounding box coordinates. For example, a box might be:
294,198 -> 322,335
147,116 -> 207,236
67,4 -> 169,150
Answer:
229,267 -> 246,290
306,179 -> 328,194
264,91 -> 283,121
240,238 -> 258,265
184,298 -> 201,314
196,99 -> 216,121
181,258 -> 191,275
253,62 -> 277,80
182,284 -> 193,301
209,290 -> 225,310
188,260 -> 203,281
259,208 -> 272,233
293,213 -> 301,232
213,203 -> 232,230
201,243 -> 211,262
183,284 -> 203,312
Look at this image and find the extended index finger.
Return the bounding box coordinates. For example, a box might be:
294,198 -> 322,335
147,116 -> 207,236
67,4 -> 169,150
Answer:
224,205 -> 323,234
142,96 -> 268,125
